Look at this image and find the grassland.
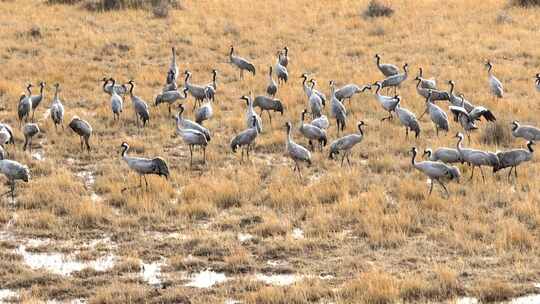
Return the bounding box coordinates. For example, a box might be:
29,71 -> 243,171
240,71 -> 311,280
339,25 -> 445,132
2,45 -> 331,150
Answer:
1,0 -> 540,303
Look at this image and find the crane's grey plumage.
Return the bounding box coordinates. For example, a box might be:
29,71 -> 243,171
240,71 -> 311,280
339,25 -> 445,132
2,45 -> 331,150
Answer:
423,147 -> 462,164
195,94 -> 213,125
275,52 -> 288,84
455,133 -> 499,182
108,78 -> 123,121
168,47 -> 179,84
447,80 -> 474,112
330,80 -> 347,135
266,66 -> 278,97
229,46 -> 256,79
0,124 -> 14,147
410,147 -> 460,197
285,121 -> 311,176
50,83 -> 64,131
120,142 -> 169,191
22,123 -> 39,152
68,116 -> 92,151
329,121 -> 366,166
204,69 -> 218,102
184,70 -> 209,107
308,79 -> 324,118
449,98 -> 478,142
300,74 -> 326,105
417,68 -> 437,90
394,96 -> 420,138
176,123 -> 208,166
18,84 -> 33,126
334,84 -> 371,109
30,81 -> 45,122
494,141 -> 534,181
511,121 -> 540,141
163,70 -> 178,92
419,91 -> 449,136
253,95 -> 283,124
375,54 -> 399,77
299,109 -> 327,151
102,77 -> 127,96
485,60 -> 503,98
155,87 -> 189,114
311,115 -> 329,130
279,46 -> 289,67
372,82 -> 399,121
380,63 -> 408,94
126,80 -> 150,128
0,153 -> 29,199
241,94 -> 262,133
230,115 -> 259,161
414,77 -> 449,101
175,105 -> 211,141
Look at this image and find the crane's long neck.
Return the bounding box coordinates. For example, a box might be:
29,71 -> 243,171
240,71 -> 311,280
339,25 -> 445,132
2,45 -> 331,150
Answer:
411,150 -> 417,166
358,125 -> 364,136
184,73 -> 190,85
128,83 -> 134,96
27,86 -> 32,96
374,84 -> 381,95
212,72 -> 217,88
449,82 -> 455,95
456,136 -> 463,154
53,86 -> 59,102
376,56 -> 381,68
102,79 -> 109,91
528,142 -> 534,153
39,85 -> 44,96
121,145 -> 129,158
416,79 -> 421,89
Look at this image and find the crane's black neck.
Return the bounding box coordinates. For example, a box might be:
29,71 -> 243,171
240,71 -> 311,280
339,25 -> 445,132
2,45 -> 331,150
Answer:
301,110 -> 306,122
121,145 -> 129,157
229,47 -> 234,56
184,72 -> 190,83
419,68 -> 423,77
528,142 -> 534,153
39,84 -> 44,95
449,82 -> 454,94
128,82 -> 134,95
411,149 -> 417,166
358,124 -> 364,136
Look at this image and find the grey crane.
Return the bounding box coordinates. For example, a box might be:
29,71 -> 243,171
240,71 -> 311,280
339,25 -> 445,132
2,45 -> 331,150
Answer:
330,80 -> 347,135
18,84 -> 33,126
0,146 -> 5,161
168,47 -> 179,84
184,70 -> 209,107
447,80 -> 474,111
311,114 -> 329,130
102,77 -> 127,96
68,116 -> 92,152
275,52 -> 288,84
423,147 -> 462,164
230,115 -> 259,161
419,90 -> 449,137
485,60 -> 503,99
334,83 -> 371,111
266,66 -> 278,97
0,154 -> 29,199
155,87 -> 189,114
22,123 -> 39,152
395,96 -> 420,138
308,79 -> 324,118
450,105 -> 477,143
374,54 -> 399,77
163,70 -> 178,92
126,80 -> 150,128
417,68 -> 437,90
30,81 -> 45,122
229,45 -> 256,79
511,121 -> 540,141
204,69 -> 218,102
285,121 -> 311,176
253,95 -> 283,124
535,73 -> 540,92
108,78 -> 123,121
380,63 -> 408,94
176,124 -> 208,166
455,132 -> 499,182
329,121 -> 366,167
300,74 -> 326,105
372,82 -> 399,121
120,142 -> 169,191
455,94 -> 496,123
195,95 -> 213,125
410,147 -> 460,197
279,46 -> 289,67
494,141 -> 534,181
299,109 -> 327,152
241,94 -> 263,133
175,105 -> 211,142
414,77 -> 449,101
0,124 -> 15,150
50,83 -> 65,131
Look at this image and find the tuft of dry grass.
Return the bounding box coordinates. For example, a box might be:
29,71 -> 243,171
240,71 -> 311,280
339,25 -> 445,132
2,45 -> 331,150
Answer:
480,120 -> 513,146
510,0 -> 540,7
342,271 -> 399,304
363,0 -> 394,19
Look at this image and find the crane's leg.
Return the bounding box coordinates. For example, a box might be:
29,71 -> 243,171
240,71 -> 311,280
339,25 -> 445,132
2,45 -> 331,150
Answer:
61,123 -> 64,131
268,111 -> 272,126
85,137 -> 91,152
514,166 -> 518,179
346,152 -> 352,167
341,153 -> 345,167
479,167 -> 485,182
10,181 -> 15,200
80,137 -> 84,150
381,113 -> 392,122
189,145 -> 193,167
308,140 -> 313,152
54,123 -> 58,132
469,166 -> 475,181
436,179 -> 449,197
240,70 -> 244,80
428,179 -> 434,197
139,175 -> 142,188
144,176 -> 149,191
436,127 -> 439,137
405,127 -> 409,139
246,145 -> 250,160
203,146 -> 206,164
507,167 -> 513,182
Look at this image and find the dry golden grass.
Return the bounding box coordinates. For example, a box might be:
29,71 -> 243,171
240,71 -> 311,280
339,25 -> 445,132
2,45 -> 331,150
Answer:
1,0 -> 540,302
